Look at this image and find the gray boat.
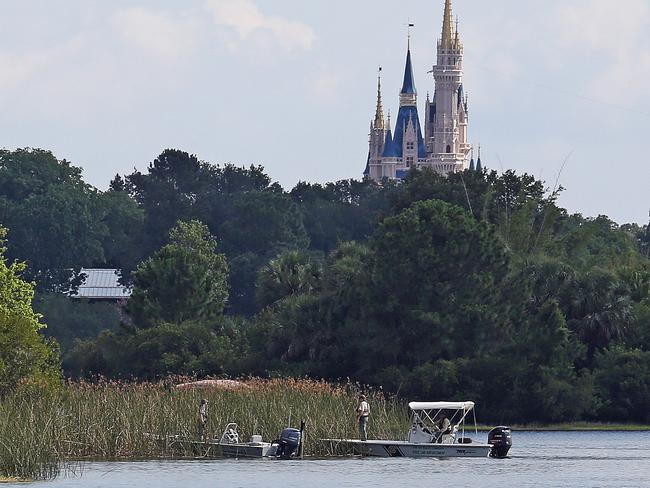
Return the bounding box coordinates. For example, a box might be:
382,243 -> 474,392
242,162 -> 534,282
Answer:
218,423 -> 276,458
162,422 -> 303,459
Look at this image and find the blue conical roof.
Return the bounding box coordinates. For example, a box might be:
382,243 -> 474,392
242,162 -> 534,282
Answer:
401,48 -> 416,95
469,158 -> 475,171
392,106 -> 426,159
382,127 -> 398,158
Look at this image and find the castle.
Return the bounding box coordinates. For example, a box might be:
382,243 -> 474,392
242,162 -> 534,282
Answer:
364,0 -> 481,181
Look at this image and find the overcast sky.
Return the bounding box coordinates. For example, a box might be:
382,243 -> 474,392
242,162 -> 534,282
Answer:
1,0 -> 648,224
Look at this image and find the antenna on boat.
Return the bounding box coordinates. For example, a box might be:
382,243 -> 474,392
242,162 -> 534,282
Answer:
288,409 -> 292,428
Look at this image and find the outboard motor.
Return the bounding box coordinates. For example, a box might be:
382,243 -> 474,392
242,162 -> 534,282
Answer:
488,426 -> 512,458
275,428 -> 302,459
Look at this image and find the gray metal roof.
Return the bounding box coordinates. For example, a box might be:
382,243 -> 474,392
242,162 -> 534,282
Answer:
73,268 -> 131,299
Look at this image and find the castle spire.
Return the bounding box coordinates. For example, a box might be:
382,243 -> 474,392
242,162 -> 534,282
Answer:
401,43 -> 416,95
374,67 -> 385,129
399,35 -> 418,108
441,0 -> 454,48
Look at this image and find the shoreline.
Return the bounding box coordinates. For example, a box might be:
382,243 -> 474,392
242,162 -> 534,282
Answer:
476,423 -> 650,432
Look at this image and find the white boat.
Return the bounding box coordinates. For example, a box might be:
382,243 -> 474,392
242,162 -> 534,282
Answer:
324,401 -> 511,459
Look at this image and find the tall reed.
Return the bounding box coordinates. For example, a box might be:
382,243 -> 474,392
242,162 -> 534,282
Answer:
0,378 -> 409,480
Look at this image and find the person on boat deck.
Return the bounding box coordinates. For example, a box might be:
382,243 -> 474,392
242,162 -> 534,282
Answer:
197,399 -> 209,440
435,416 -> 451,443
356,394 -> 370,441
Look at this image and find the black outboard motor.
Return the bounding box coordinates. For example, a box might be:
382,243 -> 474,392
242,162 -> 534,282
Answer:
487,426 -> 512,458
275,428 -> 302,459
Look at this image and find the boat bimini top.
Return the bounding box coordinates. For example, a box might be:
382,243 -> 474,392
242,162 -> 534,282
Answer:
407,401 -> 478,444
409,401 -> 475,411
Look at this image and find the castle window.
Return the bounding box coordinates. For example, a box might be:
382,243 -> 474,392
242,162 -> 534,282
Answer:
446,145 -> 452,153
406,156 -> 414,167
406,142 -> 415,151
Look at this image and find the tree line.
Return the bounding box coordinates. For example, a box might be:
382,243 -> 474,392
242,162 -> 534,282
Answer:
1,147 -> 649,423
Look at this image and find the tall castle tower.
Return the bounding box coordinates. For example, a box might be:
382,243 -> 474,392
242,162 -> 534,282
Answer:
366,72 -> 389,181
425,0 -> 471,173
365,0 -> 474,181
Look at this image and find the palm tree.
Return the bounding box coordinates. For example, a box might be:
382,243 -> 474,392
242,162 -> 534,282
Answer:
256,250 -> 320,308
565,269 -> 633,359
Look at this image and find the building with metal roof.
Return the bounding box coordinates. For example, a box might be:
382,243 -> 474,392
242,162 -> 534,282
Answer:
71,268 -> 131,300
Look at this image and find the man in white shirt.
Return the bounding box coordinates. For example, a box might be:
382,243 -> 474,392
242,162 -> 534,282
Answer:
356,394 -> 370,441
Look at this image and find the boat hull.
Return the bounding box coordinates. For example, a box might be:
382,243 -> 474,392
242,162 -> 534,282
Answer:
160,436 -> 274,459
328,439 -> 492,458
220,443 -> 273,458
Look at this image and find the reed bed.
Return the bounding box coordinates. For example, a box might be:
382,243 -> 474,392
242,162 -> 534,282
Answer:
0,378 -> 409,480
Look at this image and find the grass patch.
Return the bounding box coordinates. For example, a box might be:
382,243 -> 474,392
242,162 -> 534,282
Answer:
0,378 -> 408,479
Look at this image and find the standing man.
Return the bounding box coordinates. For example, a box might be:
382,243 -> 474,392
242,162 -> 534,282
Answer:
197,398 -> 209,441
356,394 -> 370,441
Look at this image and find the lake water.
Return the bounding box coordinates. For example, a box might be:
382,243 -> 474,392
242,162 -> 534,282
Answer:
9,431 -> 650,488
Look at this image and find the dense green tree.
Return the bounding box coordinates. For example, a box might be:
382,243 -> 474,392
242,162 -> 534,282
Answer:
362,199 -> 513,369
594,347 -> 650,422
245,241 -> 369,378
392,168 -> 564,257
125,220 -> 229,329
0,149 -> 106,290
290,179 -> 395,252
12,184 -> 106,290
96,188 -> 145,274
508,299 -> 593,422
67,317 -> 249,379
125,150 -> 218,256
33,293 -> 121,353
214,190 -> 309,257
0,148 -> 84,201
256,250 -> 321,308
122,152 -> 307,315
629,300 -> 650,350
203,190 -> 310,314
564,269 -> 633,359
0,228 -> 60,394
560,215 -> 641,269
391,167 -> 490,216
